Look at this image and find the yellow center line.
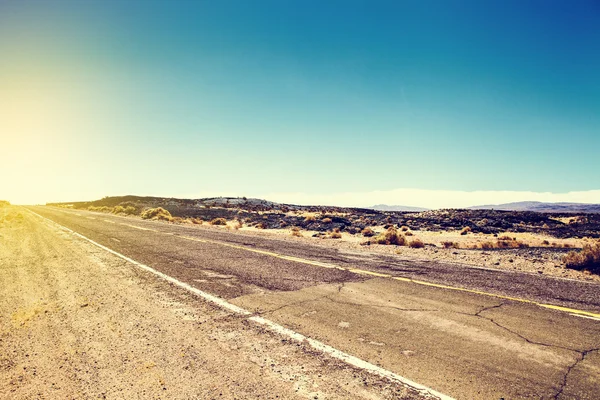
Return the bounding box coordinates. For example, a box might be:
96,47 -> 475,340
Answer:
171,231 -> 600,320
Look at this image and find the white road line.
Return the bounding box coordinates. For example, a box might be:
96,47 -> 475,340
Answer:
570,313 -> 600,322
27,209 -> 452,400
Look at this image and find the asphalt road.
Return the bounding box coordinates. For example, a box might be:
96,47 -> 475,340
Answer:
25,206 -> 600,399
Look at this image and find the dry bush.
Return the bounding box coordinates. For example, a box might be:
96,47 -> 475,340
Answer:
234,220 -> 243,230
210,217 -> 227,226
0,200 -> 10,207
563,243 -> 600,273
374,227 -> 406,246
409,239 -> 424,248
400,226 -> 410,232
479,241 -> 495,250
171,217 -> 184,223
304,215 -> 316,222
404,231 -> 414,236
191,218 -> 203,225
322,217 -> 332,223
112,206 -> 125,214
541,240 -> 550,246
256,222 -> 266,229
460,227 -> 471,235
291,227 -> 303,237
442,241 -> 459,249
361,227 -> 375,237
141,207 -> 173,221
122,206 -> 137,215
498,235 -> 513,241
329,230 -> 342,239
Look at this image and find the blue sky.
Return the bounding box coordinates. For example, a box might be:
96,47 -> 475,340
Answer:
1,0 -> 599,206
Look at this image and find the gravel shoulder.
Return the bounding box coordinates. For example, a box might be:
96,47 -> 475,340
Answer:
0,206 -> 422,399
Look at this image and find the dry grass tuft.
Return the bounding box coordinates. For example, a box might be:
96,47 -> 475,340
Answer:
291,227 -> 303,237
460,227 -> 472,235
408,238 -> 425,248
442,241 -> 460,249
361,227 -> 375,237
141,207 -> 173,221
210,218 -> 227,226
304,215 -> 316,222
563,242 -> 600,274
321,217 -> 332,223
374,227 -> 406,246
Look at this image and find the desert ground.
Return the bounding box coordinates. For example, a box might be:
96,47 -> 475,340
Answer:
49,196 -> 600,282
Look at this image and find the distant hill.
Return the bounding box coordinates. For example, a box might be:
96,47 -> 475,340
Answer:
369,204 -> 429,212
469,201 -> 600,213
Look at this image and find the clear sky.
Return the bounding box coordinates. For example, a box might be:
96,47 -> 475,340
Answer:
1,0 -> 599,207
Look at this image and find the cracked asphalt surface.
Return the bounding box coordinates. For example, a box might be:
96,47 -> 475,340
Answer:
21,206 -> 600,399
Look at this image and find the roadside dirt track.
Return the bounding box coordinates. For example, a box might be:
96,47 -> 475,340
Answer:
0,206 -> 422,399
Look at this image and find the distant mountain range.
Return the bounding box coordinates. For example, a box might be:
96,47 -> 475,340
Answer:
368,204 -> 429,212
468,201 -> 600,213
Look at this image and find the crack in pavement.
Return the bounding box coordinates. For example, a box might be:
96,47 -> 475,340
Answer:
464,302 -> 600,399
554,348 -> 600,399
322,296 -> 439,313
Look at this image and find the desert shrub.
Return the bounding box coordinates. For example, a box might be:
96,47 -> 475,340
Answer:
122,206 -> 137,215
409,239 -> 425,248
256,222 -> 266,229
361,227 -> 375,237
112,206 -> 125,214
171,217 -> 184,223
210,217 -> 227,226
0,200 -> 10,207
400,226 -> 409,232
498,235 -> 513,241
234,220 -> 243,230
291,227 -> 303,237
191,218 -> 203,224
322,217 -> 332,223
480,241 -> 495,250
374,227 -> 406,246
141,207 -> 172,221
329,231 -> 342,239
442,241 -> 459,249
542,240 -> 550,246
304,215 -> 316,222
405,231 -> 414,236
563,243 -> 600,273
460,227 -> 471,235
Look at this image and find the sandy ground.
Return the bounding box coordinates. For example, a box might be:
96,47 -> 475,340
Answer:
0,206 -> 422,399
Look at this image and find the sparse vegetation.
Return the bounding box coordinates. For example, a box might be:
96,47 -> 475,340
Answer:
374,227 -> 406,246
304,215 -> 316,222
442,241 -> 459,249
141,207 -> 173,221
329,230 -> 342,239
291,227 -> 303,237
409,238 -> 425,248
563,242 -> 600,274
210,217 -> 227,226
361,227 -> 375,237
460,227 -> 472,235
322,217 -> 332,223
0,200 -> 10,207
